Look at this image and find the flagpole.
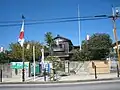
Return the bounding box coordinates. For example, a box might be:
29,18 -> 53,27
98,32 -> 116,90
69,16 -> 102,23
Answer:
78,4 -> 81,51
22,43 -> 25,82
22,16 -> 25,82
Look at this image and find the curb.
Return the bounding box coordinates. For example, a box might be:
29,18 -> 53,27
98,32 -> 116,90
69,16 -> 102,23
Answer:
0,77 -> 120,84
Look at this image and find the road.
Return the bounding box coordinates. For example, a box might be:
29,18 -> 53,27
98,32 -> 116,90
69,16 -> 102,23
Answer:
0,81 -> 120,90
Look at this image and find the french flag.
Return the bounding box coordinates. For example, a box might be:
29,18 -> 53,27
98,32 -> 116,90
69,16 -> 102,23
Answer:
18,20 -> 24,47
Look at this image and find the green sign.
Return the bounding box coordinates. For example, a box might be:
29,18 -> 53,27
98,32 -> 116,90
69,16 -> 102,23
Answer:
11,62 -> 29,69
31,64 -> 40,75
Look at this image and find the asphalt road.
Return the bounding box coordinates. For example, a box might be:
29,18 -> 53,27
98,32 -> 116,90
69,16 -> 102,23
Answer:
0,81 -> 120,90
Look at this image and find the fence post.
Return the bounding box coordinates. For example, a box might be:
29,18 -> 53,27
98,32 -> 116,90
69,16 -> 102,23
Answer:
117,64 -> 119,77
68,61 -> 70,74
28,62 -> 31,77
0,70 -> 2,82
94,65 -> 97,79
44,68 -> 46,81
92,61 -> 97,79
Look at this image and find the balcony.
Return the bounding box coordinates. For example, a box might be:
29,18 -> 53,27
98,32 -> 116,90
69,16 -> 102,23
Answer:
53,47 -> 65,51
52,44 -> 65,51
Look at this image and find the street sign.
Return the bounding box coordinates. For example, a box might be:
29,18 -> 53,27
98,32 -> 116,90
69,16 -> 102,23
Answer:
10,62 -> 29,69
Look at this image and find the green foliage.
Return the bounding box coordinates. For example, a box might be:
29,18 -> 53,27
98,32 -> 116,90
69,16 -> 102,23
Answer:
82,33 -> 112,60
44,32 -> 54,47
9,41 -> 43,62
0,50 -> 13,63
44,32 -> 55,55
45,56 -> 60,62
71,33 -> 112,61
71,49 -> 84,61
45,56 -> 62,70
0,52 -> 9,63
9,42 -> 22,61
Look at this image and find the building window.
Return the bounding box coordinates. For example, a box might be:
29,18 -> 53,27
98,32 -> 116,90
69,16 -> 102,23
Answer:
59,44 -> 62,48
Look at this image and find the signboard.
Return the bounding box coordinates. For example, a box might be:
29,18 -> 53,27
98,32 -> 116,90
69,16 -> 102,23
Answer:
10,62 -> 29,69
30,62 -> 52,75
31,64 -> 40,75
43,63 -> 52,73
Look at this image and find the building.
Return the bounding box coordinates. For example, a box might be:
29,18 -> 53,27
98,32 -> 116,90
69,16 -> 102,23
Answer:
51,35 -> 73,61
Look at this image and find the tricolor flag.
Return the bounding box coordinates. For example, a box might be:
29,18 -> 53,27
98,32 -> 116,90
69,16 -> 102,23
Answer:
18,20 -> 24,47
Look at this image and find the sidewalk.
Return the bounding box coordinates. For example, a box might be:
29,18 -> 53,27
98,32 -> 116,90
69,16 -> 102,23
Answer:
59,73 -> 117,81
2,76 -> 49,82
2,73 -> 119,82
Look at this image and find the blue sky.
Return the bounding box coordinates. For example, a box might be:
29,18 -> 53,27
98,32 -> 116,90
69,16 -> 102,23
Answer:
0,0 -> 120,49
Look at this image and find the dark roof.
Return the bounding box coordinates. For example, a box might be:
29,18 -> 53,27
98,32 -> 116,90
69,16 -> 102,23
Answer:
54,35 -> 71,41
53,34 -> 73,45
73,46 -> 80,49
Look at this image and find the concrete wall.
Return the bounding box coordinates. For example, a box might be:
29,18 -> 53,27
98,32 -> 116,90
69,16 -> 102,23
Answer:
69,61 -> 83,71
88,60 -> 110,74
69,61 -> 111,74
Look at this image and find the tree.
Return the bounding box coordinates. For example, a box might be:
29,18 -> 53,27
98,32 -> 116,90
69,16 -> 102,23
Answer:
71,49 -> 85,61
71,33 -> 112,61
0,49 -> 14,63
82,33 -> 112,60
9,41 -> 43,62
45,32 -> 54,47
44,32 -> 55,55
0,52 -> 9,63
45,56 -> 62,70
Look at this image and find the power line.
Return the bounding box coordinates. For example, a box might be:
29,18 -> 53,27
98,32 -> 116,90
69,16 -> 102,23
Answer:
0,14 -> 119,27
0,14 -> 109,24
0,17 -> 110,27
0,16 -> 92,24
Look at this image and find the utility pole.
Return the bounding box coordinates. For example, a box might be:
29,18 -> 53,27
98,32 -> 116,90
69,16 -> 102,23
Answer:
112,6 -> 120,68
